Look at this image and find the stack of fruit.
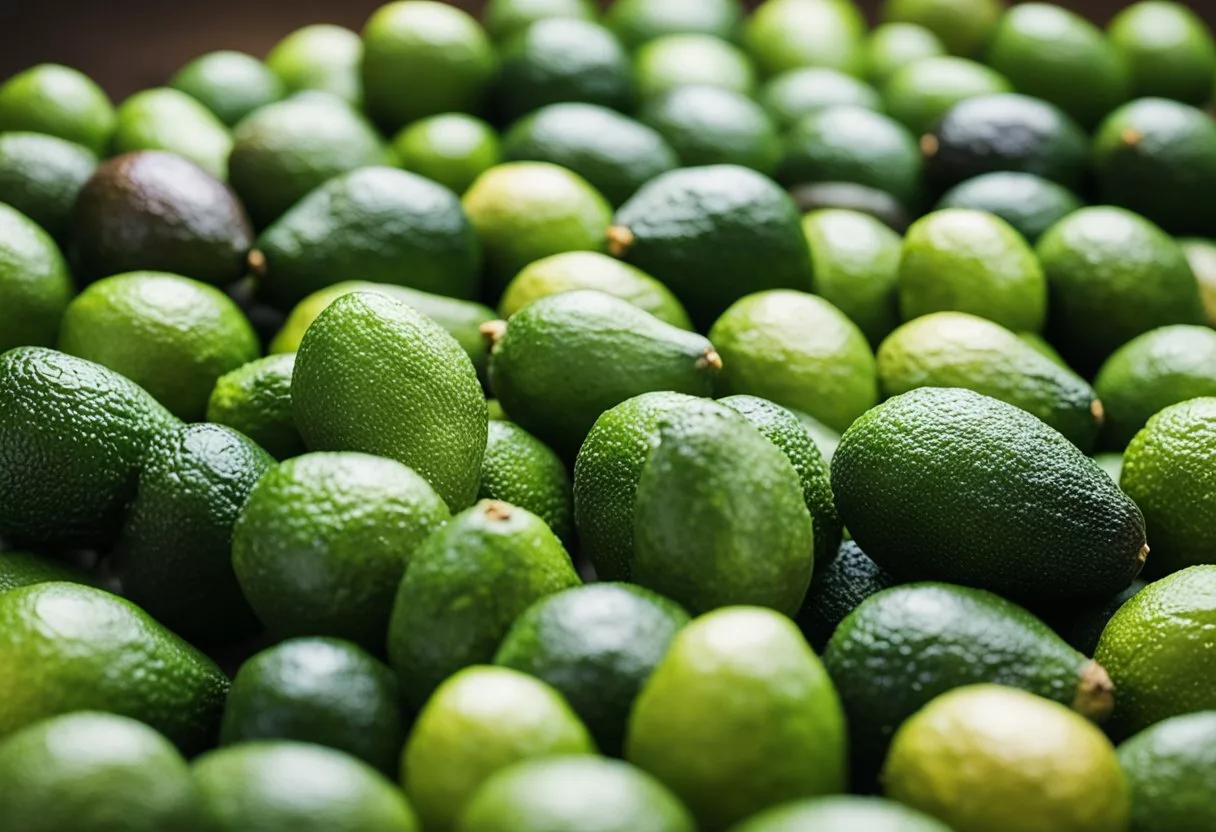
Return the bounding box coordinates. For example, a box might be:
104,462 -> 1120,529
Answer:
2,0 -> 1216,829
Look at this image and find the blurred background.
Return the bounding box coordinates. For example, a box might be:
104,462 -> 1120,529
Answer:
1,0 -> 1206,98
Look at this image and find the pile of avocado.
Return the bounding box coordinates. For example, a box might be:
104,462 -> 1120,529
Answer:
2,0 -> 1216,829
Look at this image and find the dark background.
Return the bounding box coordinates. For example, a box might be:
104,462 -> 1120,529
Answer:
0,0 -> 1209,99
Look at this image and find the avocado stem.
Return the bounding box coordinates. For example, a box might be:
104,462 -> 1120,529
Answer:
1137,543 -> 1150,566
481,500 -> 513,521
479,319 -> 507,348
607,225 -> 635,258
1120,127 -> 1143,147
1090,398 -> 1105,425
1072,660 -> 1116,722
919,134 -> 939,158
697,347 -> 723,372
247,249 -> 268,277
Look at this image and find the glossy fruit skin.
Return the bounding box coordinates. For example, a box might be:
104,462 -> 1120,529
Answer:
111,87 -> 234,180
881,56 -> 1013,137
170,50 -> 285,127
252,166 -> 482,310
206,353 -> 306,461
0,347 -> 177,549
626,607 -> 847,832
878,0 -> 1002,57
457,756 -> 696,832
632,401 -> 816,617
0,581 -> 229,753
228,94 -> 388,229
0,202 -> 74,352
0,712 -> 199,832
292,291 -> 487,510
0,132 -> 97,245
1107,1 -> 1216,107
361,0 -> 497,132
1120,398 -> 1216,578
1093,98 -> 1216,237
387,500 -> 581,709
606,0 -> 743,49
882,685 -> 1131,832
1117,710 -> 1216,832
640,86 -> 780,177
613,164 -> 815,329
824,582 -> 1111,786
493,582 -> 690,756
742,0 -> 867,77
232,452 -> 450,650
633,34 -> 757,100
0,551 -> 87,595
220,637 -> 405,776
477,420 -> 573,545
118,423 -> 272,644
832,387 -> 1147,602
401,666 -> 595,832
193,741 -> 420,832
985,3 -> 1129,130
936,171 -> 1081,243
1036,206 -> 1205,376
58,271 -> 261,421
487,290 -> 718,460
0,64 -> 115,155
493,18 -> 633,125
878,311 -> 1101,451
924,93 -> 1089,194
799,539 -> 898,652
266,24 -> 364,106
484,0 -> 597,42
392,113 -> 501,195
762,67 -> 883,130
501,103 -> 678,207
71,151 -> 253,286
731,795 -> 953,832
866,23 -> 947,86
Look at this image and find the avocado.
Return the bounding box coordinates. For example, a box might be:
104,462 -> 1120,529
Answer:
501,103 -> 678,206
0,551 -> 89,595
0,581 -> 229,753
760,67 -> 883,131
881,56 -> 1013,136
574,391 -> 699,582
386,500 -> 581,708
877,312 -> 1103,451
494,18 -> 633,124
606,0 -> 742,49
798,540 -> 898,651
206,353 -> 306,461
478,420 -> 573,545
220,637 -> 405,775
719,395 -> 842,578
1037,206 -> 1205,376
71,151 -> 253,286
789,181 -> 910,232
639,85 -> 780,176
0,132 -> 97,246
493,582 -> 689,756
632,400 -> 815,616
778,106 -> 922,210
743,0 -> 866,77
831,387 -> 1148,601
1108,1 -> 1216,107
1065,579 -> 1146,657
0,64 -> 115,156
292,291 -> 487,510
0,347 -> 176,550
792,408 -> 842,462
228,93 -> 389,228
611,165 -> 814,328
250,166 -> 482,311
266,24 -> 363,106
486,290 -> 719,460
633,33 -> 757,101
1093,98 -> 1216,238
0,202 -> 75,353
484,0 -> 597,42
824,582 -> 1115,787
117,422 -> 273,644
169,51 -> 285,127
936,171 -> 1082,243
111,88 -> 234,181
923,93 -> 1089,195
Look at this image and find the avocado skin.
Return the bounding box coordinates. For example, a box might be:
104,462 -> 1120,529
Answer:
936,171 -> 1081,243
71,151 -> 252,286
1063,579 -> 1146,657
831,387 -> 1146,602
789,182 -> 910,233
632,400 -> 815,617
489,290 -> 718,461
719,395 -> 842,576
924,93 -> 1089,195
799,540 -> 898,652
117,423 -> 272,645
0,347 -> 177,550
823,581 -> 1105,787
612,165 -> 814,329
253,166 -> 482,311
0,132 -> 97,245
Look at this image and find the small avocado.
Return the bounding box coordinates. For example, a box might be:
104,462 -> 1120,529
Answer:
386,499 -> 581,708
798,539 -> 898,652
936,171 -> 1082,243
639,85 -> 780,176
824,582 -> 1115,787
832,387 -> 1147,602
611,165 -> 814,328
922,93 -> 1089,195
250,166 -> 482,310
111,88 -> 233,181
1065,579 -> 1145,657
0,132 -> 97,246
789,181 -> 910,232
71,151 -> 253,286
487,290 -> 720,460
877,312 -> 1103,451
170,50 -> 285,127
478,420 -> 573,546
